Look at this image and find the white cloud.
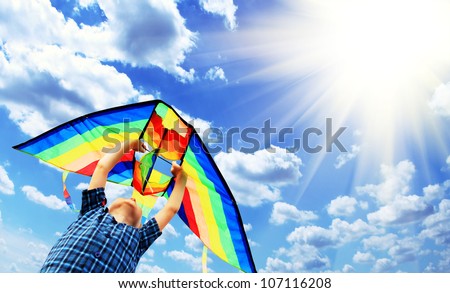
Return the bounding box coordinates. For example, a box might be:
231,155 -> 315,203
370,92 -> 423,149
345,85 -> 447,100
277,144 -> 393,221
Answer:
136,263 -> 167,273
447,156 -> 450,166
0,0 -> 198,136
334,144 -> 360,169
0,44 -> 137,136
269,202 -> 318,225
367,194 -> 433,226
199,0 -> 238,31
429,82 -> 450,117
287,219 -> 382,248
423,181 -> 450,202
78,0 -> 96,8
204,66 -> 228,83
243,223 -> 252,232
356,160 -> 415,205
248,238 -> 259,248
0,166 -> 14,195
261,244 -> 330,272
371,258 -> 396,273
21,185 -> 67,210
93,0 -> 196,82
363,234 -> 398,251
387,237 -> 422,263
357,160 -> 434,226
54,231 -> 62,237
155,223 -> 179,245
164,250 -> 207,271
342,264 -> 354,273
185,234 -> 203,253
215,147 -> 302,207
261,257 -> 292,273
327,195 -> 358,217
352,251 -> 375,263
420,199 -> 450,245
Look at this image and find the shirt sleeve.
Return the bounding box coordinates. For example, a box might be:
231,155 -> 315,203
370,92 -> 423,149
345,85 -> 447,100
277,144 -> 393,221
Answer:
138,217 -> 162,257
80,188 -> 107,216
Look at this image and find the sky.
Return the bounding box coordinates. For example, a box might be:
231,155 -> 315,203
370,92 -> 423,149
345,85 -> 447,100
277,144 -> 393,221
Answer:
1,0 -> 450,273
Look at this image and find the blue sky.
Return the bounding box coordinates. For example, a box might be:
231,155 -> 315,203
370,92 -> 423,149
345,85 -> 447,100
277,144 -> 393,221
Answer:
1,0 -> 450,273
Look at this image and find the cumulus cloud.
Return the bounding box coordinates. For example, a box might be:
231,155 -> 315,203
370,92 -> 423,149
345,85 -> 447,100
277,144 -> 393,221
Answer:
164,250 -> 209,271
371,258 -> 396,273
269,202 -> 318,225
367,195 -> 433,226
362,234 -> 398,251
136,264 -> 167,273
357,160 -> 434,226
185,234 -> 203,253
327,195 -> 358,217
342,264 -> 354,273
204,66 -> 228,82
214,147 -> 302,207
243,223 -> 253,232
0,44 -> 137,136
287,219 -> 382,248
0,0 -> 197,136
334,144 -> 360,169
387,237 -> 422,263
154,223 -> 179,245
353,251 -> 375,263
22,186 -> 67,210
0,166 -> 14,195
420,199 -> 450,245
429,82 -> 450,117
356,160 -> 415,205
199,0 -> 238,31
261,244 -> 330,272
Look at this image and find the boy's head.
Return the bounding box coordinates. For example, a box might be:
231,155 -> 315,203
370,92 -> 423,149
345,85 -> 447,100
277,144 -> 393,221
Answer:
108,198 -> 142,228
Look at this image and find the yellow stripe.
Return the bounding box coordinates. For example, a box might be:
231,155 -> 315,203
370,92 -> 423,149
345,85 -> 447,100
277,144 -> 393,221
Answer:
183,161 -> 228,262
47,132 -> 139,167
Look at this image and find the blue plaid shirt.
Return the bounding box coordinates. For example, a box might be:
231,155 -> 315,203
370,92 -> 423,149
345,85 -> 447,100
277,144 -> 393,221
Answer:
40,188 -> 162,273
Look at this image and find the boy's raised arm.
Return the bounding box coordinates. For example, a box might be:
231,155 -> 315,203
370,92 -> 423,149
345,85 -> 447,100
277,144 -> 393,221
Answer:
88,139 -> 145,190
154,163 -> 187,231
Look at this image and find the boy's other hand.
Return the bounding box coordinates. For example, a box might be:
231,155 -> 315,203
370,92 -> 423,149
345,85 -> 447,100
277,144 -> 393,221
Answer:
170,162 -> 186,179
130,139 -> 147,153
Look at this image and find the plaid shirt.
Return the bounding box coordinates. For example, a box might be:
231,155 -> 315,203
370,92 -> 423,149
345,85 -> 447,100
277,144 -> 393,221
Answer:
40,188 -> 162,273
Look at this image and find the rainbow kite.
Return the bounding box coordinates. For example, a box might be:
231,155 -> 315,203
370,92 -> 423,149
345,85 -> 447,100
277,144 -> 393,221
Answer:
13,100 -> 256,273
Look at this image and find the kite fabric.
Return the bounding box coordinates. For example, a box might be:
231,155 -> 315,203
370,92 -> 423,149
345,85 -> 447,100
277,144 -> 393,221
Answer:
13,100 -> 257,273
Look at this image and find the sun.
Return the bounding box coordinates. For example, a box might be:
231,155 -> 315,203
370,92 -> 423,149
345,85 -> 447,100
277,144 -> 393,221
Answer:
239,0 -> 450,162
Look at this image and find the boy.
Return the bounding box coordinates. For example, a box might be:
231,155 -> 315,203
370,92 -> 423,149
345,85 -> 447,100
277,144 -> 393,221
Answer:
40,139 -> 187,273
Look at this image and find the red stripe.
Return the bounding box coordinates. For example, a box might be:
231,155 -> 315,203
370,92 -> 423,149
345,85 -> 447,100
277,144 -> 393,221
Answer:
76,160 -> 98,175
182,188 -> 199,237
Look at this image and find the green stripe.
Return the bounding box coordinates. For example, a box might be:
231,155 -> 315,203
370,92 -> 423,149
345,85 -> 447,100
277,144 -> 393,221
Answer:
35,119 -> 148,161
184,147 -> 239,268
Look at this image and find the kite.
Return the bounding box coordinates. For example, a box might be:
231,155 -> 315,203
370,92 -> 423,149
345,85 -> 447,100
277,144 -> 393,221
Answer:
13,100 -> 257,273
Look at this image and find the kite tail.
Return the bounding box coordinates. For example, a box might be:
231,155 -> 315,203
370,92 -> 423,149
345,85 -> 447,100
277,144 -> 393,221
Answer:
62,171 -> 79,212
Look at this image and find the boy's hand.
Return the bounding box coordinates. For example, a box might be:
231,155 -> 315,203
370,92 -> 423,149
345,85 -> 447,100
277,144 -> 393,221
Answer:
171,162 -> 186,179
130,139 -> 148,153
